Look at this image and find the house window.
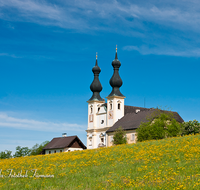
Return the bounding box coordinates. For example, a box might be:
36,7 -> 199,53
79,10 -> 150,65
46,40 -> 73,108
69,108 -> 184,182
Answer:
60,150 -> 62,153
49,151 -> 51,154
110,136 -> 113,142
101,138 -> 104,143
118,103 -> 120,109
68,150 -> 70,152
132,134 -> 135,141
54,150 -> 56,153
110,104 -> 112,110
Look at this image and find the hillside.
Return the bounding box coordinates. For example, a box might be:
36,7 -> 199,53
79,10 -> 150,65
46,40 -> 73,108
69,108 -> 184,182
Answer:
0,134 -> 200,190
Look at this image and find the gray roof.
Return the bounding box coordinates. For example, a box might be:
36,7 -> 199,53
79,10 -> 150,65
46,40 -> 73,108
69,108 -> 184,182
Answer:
43,135 -> 86,150
106,108 -> 184,133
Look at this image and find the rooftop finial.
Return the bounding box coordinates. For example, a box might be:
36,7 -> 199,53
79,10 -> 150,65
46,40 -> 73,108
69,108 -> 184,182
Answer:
96,52 -> 98,60
115,45 -> 118,59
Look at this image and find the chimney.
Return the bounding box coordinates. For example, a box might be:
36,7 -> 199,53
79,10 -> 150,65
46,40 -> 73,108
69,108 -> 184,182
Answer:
136,109 -> 140,114
62,133 -> 67,137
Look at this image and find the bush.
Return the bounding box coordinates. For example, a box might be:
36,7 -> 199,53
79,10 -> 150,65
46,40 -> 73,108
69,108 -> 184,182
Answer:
113,127 -> 127,145
181,120 -> 200,135
136,110 -> 181,142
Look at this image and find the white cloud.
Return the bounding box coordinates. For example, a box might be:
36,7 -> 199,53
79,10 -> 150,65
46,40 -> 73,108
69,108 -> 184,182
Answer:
1,0 -> 200,31
0,53 -> 21,58
0,112 -> 86,132
123,45 -> 200,57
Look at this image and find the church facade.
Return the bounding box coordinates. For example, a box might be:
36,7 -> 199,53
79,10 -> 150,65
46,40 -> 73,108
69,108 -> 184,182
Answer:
86,47 -> 127,149
86,48 -> 184,149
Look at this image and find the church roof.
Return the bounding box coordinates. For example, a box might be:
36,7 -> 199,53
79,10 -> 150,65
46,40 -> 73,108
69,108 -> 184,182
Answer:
43,135 -> 86,150
106,109 -> 184,133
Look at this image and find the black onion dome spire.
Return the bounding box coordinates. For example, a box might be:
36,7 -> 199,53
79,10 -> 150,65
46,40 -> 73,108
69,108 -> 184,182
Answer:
108,46 -> 124,97
88,53 -> 103,101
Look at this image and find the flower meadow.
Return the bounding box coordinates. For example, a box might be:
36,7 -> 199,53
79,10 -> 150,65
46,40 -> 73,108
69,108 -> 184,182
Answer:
0,134 -> 200,190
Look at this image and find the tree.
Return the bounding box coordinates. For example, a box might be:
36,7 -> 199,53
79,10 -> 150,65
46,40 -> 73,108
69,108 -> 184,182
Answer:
136,110 -> 181,142
29,141 -> 49,155
113,126 -> 127,145
13,146 -> 31,157
0,150 -> 12,159
181,120 -> 200,135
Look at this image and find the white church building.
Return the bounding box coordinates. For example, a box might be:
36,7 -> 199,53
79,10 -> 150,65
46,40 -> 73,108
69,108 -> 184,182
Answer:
86,47 -> 184,149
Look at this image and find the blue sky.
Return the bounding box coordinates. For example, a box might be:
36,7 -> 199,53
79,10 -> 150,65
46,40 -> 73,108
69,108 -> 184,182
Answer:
0,0 -> 200,153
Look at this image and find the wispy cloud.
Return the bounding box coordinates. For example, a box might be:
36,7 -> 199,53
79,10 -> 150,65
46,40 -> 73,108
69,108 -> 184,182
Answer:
1,0 -> 200,31
0,112 -> 86,132
0,53 -> 21,58
123,45 -> 200,57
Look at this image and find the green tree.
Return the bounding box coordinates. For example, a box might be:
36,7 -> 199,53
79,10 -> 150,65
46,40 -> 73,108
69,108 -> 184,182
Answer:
137,110 -> 181,142
30,141 -> 49,155
113,126 -> 127,145
0,150 -> 12,159
13,146 -> 31,157
181,120 -> 200,135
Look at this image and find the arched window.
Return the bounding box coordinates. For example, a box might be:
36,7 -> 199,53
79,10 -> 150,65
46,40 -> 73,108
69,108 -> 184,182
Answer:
118,103 -> 120,109
91,107 -> 93,113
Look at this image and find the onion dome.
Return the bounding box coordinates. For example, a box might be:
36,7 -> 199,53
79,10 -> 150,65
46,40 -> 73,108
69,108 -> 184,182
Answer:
88,53 -> 103,101
108,46 -> 124,97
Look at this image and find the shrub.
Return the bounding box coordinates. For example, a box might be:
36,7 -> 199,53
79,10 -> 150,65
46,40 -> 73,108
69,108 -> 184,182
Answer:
137,110 -> 181,142
113,127 -> 127,145
181,120 -> 200,135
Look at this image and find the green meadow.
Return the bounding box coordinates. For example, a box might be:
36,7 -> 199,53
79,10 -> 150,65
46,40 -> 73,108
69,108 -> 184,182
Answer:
0,134 -> 200,189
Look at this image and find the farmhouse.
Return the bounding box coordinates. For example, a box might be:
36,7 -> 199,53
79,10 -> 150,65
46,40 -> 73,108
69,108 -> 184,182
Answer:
43,134 -> 86,154
86,47 -> 184,149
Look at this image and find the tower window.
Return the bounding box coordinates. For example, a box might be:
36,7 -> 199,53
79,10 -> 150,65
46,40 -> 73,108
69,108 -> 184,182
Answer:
98,107 -> 100,112
110,104 -> 112,110
91,107 -> 93,113
118,103 -> 120,109
101,120 -> 104,124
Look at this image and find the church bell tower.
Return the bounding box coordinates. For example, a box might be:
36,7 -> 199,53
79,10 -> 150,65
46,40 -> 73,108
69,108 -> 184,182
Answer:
86,53 -> 105,149
106,46 -> 125,128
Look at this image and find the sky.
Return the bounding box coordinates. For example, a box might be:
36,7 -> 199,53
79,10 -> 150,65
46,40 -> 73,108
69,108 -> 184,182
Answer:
0,0 -> 200,154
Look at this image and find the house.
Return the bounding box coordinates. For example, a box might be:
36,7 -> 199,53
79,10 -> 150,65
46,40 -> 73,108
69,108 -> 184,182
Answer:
86,47 -> 184,149
43,134 -> 86,154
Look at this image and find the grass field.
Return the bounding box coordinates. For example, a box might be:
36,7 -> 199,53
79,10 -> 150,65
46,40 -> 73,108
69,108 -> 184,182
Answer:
0,134 -> 200,190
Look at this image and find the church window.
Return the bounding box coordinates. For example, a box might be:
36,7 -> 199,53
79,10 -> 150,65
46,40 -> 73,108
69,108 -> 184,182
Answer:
91,107 -> 93,113
101,120 -> 104,124
110,104 -> 112,110
118,103 -> 120,109
98,107 -> 100,112
89,139 -> 92,146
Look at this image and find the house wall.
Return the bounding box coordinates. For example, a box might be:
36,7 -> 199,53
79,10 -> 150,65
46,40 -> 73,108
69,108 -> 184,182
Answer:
64,147 -> 83,152
107,130 -> 137,147
45,147 -> 83,154
45,149 -> 64,154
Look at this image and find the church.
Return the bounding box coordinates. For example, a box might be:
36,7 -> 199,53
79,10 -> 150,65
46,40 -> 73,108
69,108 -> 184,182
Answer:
86,47 -> 184,149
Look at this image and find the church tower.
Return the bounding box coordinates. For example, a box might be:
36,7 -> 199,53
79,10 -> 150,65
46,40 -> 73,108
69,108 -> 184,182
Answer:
106,46 -> 125,128
86,54 -> 106,149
